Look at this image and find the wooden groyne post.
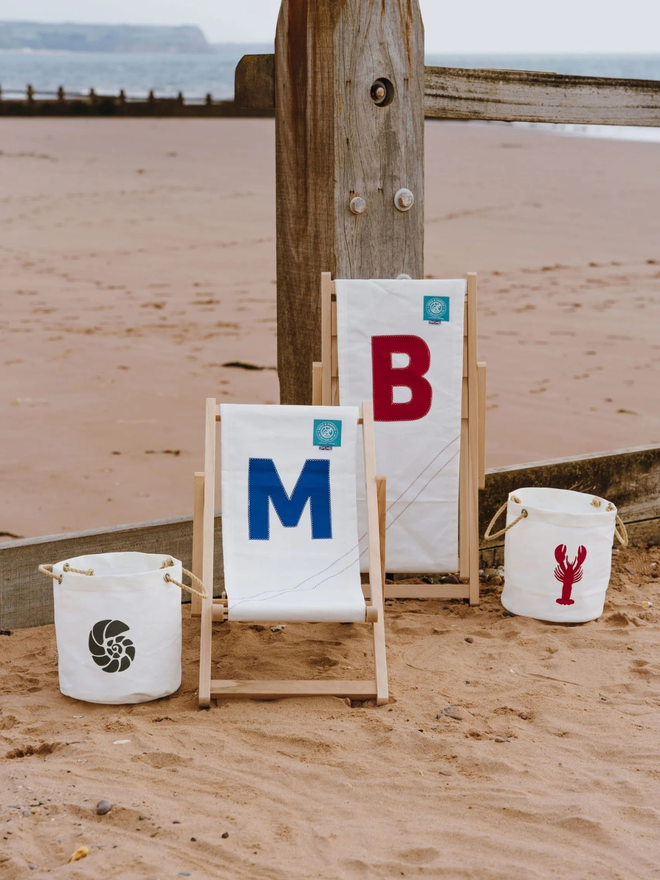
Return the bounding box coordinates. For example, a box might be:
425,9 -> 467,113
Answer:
272,0 -> 425,404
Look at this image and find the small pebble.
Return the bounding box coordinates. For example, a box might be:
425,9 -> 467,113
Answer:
173,819 -> 182,824
22,810 -> 31,817
518,712 -> 528,720
222,831 -> 229,839
270,625 -> 286,633
438,769 -> 453,777
464,637 -> 473,644
600,696 -> 607,702
494,736 -> 507,743
96,800 -> 111,816
190,837 -> 197,842
441,705 -> 464,721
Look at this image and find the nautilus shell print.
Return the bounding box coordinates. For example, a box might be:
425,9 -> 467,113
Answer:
88,619 -> 136,673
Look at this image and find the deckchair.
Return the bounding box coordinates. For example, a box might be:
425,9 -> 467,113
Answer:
192,400 -> 388,706
312,272 -> 486,605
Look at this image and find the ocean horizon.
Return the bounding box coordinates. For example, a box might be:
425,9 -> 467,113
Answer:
1,49 -> 659,142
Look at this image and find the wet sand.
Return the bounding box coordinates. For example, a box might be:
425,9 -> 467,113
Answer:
0,118 -> 658,539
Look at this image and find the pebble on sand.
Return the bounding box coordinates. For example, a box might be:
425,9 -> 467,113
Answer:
96,799 -> 112,815
441,706 -> 464,721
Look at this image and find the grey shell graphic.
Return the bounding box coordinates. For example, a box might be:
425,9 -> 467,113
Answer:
88,619 -> 135,673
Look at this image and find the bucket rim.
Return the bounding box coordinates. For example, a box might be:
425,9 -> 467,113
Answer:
53,551 -> 181,578
508,487 -> 617,517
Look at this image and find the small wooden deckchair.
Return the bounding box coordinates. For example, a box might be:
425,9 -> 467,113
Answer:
192,400 -> 388,707
313,272 -> 486,605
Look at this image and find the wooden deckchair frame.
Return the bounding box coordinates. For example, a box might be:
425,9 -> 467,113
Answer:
312,272 -> 486,605
192,399 -> 389,707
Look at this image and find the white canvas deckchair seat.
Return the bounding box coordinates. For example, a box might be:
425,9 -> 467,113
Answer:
221,404 -> 367,623
335,279 -> 466,574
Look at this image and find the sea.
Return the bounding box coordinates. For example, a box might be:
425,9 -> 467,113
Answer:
1,48 -> 659,143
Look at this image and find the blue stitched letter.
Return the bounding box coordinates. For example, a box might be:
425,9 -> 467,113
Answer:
248,458 -> 332,540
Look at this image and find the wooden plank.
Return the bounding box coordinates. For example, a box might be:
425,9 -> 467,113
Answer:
274,0 -> 424,404
458,385 -> 470,580
0,514 -> 225,630
466,274 -> 480,606
361,402 -> 389,705
312,362 -> 323,405
424,66 -> 660,126
477,363 -> 487,491
210,679 -> 378,700
191,472 -> 205,618
234,54 -> 275,111
377,475 -> 387,598
198,397 -> 218,708
385,583 -> 470,600
321,272 -> 333,406
242,56 -> 660,127
0,96 -> 274,119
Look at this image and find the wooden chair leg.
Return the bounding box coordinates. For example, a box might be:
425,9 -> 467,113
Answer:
198,398 -> 217,708
467,275 -> 480,606
362,404 -> 389,705
191,472 -> 205,618
376,476 -> 387,598
478,362 -> 487,491
312,362 -> 323,405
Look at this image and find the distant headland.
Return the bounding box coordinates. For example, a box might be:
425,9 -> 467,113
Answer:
0,21 -> 272,54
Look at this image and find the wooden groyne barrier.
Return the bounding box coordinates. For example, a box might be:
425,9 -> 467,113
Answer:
0,85 -> 272,117
4,65 -> 660,123
2,445 -> 658,630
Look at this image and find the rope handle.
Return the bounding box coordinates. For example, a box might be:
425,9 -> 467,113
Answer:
163,567 -> 208,599
483,497 -> 528,541
39,559 -> 208,598
38,563 -> 62,584
39,562 -> 94,583
615,515 -> 629,547
483,498 -> 629,546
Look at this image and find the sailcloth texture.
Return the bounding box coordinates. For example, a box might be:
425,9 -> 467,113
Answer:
220,404 -> 366,622
336,279 -> 466,572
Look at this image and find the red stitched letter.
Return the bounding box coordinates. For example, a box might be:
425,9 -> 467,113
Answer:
371,335 -> 433,422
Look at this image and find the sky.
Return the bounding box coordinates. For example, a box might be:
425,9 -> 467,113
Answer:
1,0 -> 660,53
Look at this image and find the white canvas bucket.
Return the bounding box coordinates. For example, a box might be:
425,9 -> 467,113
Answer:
39,552 -> 206,704
485,488 -> 628,623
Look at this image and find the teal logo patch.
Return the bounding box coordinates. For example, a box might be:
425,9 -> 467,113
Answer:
423,295 -> 450,323
313,419 -> 342,448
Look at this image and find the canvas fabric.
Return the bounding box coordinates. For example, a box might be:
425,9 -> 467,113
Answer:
335,279 -> 465,572
52,552 -> 182,704
501,488 -> 617,622
220,404 -> 366,622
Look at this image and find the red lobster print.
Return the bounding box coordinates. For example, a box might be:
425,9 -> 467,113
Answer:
554,544 -> 587,606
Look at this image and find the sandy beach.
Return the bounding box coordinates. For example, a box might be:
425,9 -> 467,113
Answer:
0,118 -> 659,539
1,118 -> 659,879
1,546 -> 659,879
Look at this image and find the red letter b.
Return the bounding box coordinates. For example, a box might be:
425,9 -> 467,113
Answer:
371,335 -> 432,422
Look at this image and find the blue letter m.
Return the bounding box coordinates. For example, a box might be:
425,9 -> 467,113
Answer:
248,458 -> 332,540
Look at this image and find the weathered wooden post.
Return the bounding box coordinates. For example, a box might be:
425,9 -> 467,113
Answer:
274,0 -> 425,404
